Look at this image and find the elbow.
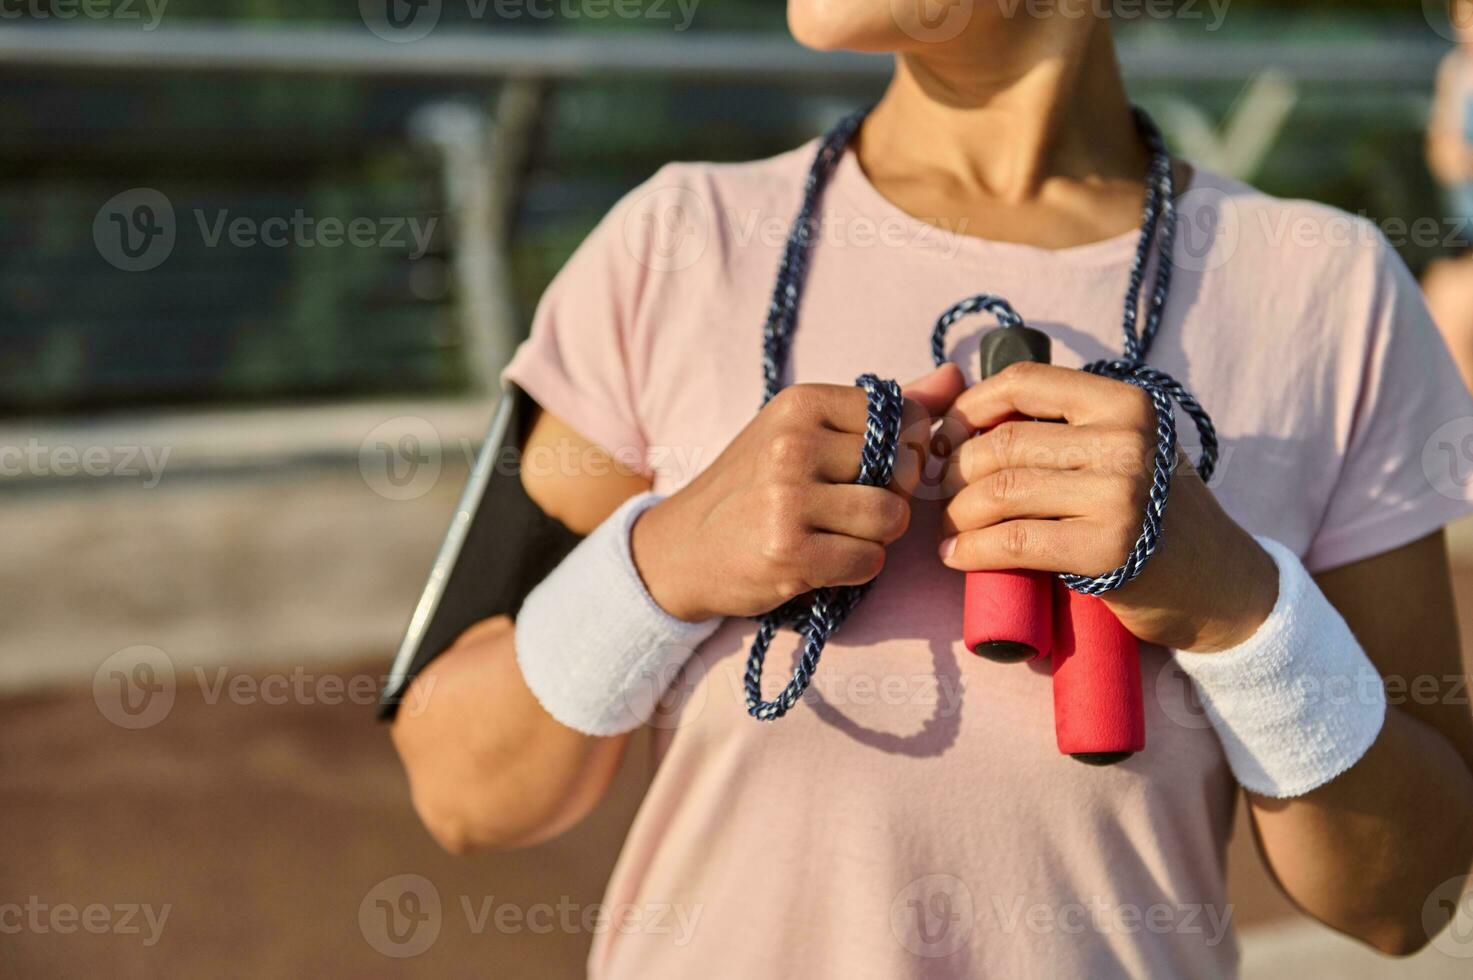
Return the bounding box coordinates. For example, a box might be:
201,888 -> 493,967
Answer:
408,782 -> 560,855
1346,873 -> 1470,957
419,808 -> 480,857
408,785 -> 479,855
395,744 -> 553,856
1360,920 -> 1433,958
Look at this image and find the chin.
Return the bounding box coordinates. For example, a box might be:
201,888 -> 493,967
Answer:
788,0 -> 1014,55
787,0 -> 910,53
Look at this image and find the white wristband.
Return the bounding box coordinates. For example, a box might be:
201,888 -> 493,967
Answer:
515,492 -> 722,736
1172,536 -> 1387,798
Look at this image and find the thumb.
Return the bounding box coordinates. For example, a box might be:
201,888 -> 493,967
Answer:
902,363 -> 966,417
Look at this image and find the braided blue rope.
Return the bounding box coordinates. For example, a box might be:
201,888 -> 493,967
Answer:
745,104 -> 1217,720
747,108 -> 899,720
744,374 -> 904,720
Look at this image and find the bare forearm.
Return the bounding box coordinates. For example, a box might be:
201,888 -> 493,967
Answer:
391,616 -> 629,853
1248,706 -> 1473,953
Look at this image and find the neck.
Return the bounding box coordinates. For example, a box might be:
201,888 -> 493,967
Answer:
861,24 -> 1145,203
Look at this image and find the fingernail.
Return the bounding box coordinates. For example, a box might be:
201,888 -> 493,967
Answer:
939,536 -> 956,560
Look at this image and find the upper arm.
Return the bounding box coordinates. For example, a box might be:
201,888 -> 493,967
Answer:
1315,530 -> 1473,769
520,407 -> 652,535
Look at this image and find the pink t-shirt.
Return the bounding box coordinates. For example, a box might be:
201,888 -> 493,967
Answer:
504,142 -> 1473,979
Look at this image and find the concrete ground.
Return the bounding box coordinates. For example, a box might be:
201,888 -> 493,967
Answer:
2,403 -> 1471,977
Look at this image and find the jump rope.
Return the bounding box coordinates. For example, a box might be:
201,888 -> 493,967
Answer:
743,107 -> 1217,763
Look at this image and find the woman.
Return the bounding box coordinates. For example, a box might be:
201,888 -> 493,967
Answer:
391,5 -> 1473,977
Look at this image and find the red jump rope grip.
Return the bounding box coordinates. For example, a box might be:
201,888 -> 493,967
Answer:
1050,581 -> 1145,765
963,555 -> 1052,662
966,325 -> 1054,663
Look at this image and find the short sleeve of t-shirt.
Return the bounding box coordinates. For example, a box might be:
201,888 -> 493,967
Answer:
502,169 -> 679,477
1305,237 -> 1473,571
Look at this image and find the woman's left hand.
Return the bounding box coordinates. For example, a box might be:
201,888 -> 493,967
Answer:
936,361 -> 1278,652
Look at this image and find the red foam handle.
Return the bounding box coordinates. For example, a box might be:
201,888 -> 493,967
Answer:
1050,582 -> 1145,758
960,408 -> 1052,661
963,569 -> 1052,659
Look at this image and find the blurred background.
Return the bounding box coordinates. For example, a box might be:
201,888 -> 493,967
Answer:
4,1 -> 1473,976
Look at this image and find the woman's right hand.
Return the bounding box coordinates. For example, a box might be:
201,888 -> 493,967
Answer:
631,365 -> 965,622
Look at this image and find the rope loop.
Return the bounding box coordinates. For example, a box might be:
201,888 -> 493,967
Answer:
929,294 -> 1023,367
744,374 -> 904,720
1058,358 -> 1218,596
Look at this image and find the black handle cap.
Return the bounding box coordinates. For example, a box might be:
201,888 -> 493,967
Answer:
978,325 -> 1052,378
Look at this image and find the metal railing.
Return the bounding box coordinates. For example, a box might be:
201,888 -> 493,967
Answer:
0,23 -> 1447,85
0,23 -> 1446,396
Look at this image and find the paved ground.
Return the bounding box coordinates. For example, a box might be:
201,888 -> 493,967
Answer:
5,663 -> 1469,978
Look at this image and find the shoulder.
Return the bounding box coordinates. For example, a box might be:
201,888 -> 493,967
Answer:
539,143 -> 813,314
1182,168 -> 1406,310
574,143 -> 816,327
620,144 -> 816,217
607,143 -> 816,264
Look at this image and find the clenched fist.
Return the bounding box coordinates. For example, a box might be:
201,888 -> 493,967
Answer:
631,366 -> 965,623
936,361 -> 1276,652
